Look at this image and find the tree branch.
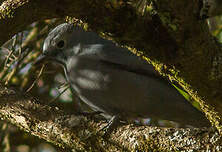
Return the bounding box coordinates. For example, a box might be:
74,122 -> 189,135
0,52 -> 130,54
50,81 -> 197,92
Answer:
0,83 -> 221,151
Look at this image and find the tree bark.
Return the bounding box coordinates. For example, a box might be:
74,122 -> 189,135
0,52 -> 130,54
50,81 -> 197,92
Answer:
0,84 -> 221,151
1,0 -> 222,150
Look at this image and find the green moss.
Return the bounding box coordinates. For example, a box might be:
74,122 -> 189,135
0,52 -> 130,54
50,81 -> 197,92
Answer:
0,2 -> 20,19
158,12 -> 179,32
0,7 -> 14,19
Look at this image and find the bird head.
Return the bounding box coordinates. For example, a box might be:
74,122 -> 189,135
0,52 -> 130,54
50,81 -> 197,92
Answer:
35,23 -> 83,68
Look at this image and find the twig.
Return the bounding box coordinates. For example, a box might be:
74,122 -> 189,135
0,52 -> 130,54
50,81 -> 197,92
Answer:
48,83 -> 70,104
26,64 -> 45,92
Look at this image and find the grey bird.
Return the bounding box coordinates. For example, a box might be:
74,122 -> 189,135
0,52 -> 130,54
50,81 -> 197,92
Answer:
38,23 -> 210,128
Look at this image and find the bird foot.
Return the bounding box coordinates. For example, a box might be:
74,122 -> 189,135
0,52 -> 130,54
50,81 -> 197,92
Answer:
99,116 -> 122,138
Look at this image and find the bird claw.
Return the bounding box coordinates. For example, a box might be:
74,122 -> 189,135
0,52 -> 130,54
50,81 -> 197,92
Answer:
99,116 -> 121,138
81,115 -> 121,141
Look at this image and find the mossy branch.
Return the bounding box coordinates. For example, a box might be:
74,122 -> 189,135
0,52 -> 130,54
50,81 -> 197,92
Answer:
0,84 -> 220,151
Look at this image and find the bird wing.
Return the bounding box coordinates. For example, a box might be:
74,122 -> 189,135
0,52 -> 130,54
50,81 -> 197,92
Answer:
78,42 -> 159,78
67,29 -> 157,76
78,41 -> 188,96
69,29 -> 183,91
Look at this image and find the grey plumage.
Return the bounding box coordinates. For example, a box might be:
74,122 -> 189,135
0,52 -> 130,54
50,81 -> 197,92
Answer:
41,23 -> 210,127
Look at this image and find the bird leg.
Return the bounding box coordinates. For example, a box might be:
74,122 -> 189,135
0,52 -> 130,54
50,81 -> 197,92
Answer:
100,115 -> 123,138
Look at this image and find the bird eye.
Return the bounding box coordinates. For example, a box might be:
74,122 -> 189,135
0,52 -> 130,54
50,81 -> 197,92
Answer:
57,40 -> 65,49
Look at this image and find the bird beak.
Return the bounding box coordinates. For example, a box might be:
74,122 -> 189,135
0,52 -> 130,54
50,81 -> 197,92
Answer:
33,54 -> 49,66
